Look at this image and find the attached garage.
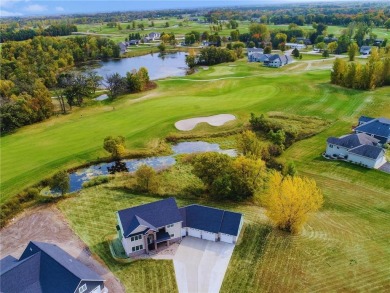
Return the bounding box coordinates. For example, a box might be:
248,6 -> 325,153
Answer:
220,233 -> 234,244
179,204 -> 243,245
202,231 -> 217,242
188,228 -> 201,238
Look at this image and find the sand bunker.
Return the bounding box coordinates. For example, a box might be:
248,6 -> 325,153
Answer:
175,114 -> 236,131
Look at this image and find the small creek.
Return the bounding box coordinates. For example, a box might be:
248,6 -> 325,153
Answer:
67,141 -> 236,193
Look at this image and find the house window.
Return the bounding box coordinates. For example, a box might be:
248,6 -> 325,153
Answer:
132,245 -> 144,252
167,224 -> 174,228
329,144 -> 333,148
131,235 -> 142,241
79,284 -> 87,293
170,234 -> 174,238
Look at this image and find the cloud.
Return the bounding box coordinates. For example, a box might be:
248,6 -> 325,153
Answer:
23,4 -> 47,12
55,6 -> 64,12
0,9 -> 23,17
0,0 -> 27,8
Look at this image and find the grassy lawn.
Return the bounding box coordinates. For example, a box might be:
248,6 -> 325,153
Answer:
1,59 -> 388,202
58,189 -> 179,293
58,153 -> 390,293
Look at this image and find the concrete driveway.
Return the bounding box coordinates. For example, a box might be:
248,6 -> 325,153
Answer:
172,237 -> 235,293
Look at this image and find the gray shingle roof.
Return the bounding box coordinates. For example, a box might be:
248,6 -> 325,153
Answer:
183,205 -> 224,234
220,211 -> 242,236
355,117 -> 390,140
0,253 -> 41,293
1,241 -> 104,293
268,54 -> 281,61
348,145 -> 384,159
118,197 -> 183,238
181,204 -> 242,236
358,116 -> 374,124
327,133 -> 379,149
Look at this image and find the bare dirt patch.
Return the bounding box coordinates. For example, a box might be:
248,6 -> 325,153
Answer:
0,205 -> 125,293
175,114 -> 236,131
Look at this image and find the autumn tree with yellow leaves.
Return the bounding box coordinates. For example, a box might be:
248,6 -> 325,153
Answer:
264,172 -> 323,234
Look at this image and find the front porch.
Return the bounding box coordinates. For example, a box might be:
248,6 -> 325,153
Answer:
145,228 -> 171,254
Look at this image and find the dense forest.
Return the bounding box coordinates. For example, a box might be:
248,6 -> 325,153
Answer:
0,36 -> 120,133
0,23 -> 77,42
331,48 -> 390,90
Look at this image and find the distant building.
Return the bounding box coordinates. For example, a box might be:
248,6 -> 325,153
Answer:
148,32 -> 161,40
247,47 -> 264,61
265,54 -> 293,67
118,41 -> 127,54
0,241 -> 106,293
129,40 -> 139,45
360,46 -> 371,55
286,43 -> 306,50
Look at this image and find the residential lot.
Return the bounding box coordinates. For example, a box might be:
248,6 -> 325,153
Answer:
0,206 -> 125,293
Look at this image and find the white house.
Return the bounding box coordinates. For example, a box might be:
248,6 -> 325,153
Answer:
148,32 -> 161,40
266,54 -> 293,67
247,48 -> 264,62
116,198 -> 243,257
286,43 -> 306,50
325,133 -> 387,169
360,46 -> 371,55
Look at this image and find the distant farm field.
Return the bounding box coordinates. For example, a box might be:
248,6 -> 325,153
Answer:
1,58 -> 389,202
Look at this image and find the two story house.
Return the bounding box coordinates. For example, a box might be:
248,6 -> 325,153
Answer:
116,198 -> 243,257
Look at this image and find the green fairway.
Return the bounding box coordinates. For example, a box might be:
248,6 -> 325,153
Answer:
1,59 -> 389,202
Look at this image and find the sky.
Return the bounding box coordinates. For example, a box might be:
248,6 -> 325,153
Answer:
0,0 -> 381,18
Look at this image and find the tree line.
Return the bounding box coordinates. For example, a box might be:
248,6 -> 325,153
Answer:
0,24 -> 77,42
331,48 -> 390,90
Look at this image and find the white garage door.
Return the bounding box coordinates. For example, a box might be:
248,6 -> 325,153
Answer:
202,231 -> 217,241
188,228 -> 201,238
181,228 -> 187,237
220,233 -> 234,243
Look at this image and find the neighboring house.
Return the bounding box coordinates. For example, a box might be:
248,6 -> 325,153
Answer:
148,32 -> 161,40
360,46 -> 371,55
286,43 -> 306,50
129,40 -> 139,45
354,116 -> 390,145
118,41 -> 127,54
249,53 -> 272,63
0,241 -> 106,293
143,36 -> 152,43
265,54 -> 293,67
373,39 -> 384,46
116,198 -> 243,257
247,47 -> 264,61
325,133 -> 387,169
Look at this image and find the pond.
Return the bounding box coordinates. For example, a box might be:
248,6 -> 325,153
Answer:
67,141 -> 236,193
90,52 -> 187,80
